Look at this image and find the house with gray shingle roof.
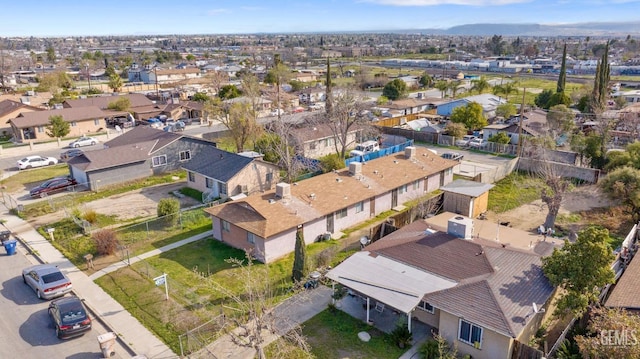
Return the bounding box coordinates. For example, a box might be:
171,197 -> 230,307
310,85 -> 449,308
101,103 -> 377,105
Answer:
67,126 -> 217,190
204,146 -> 457,263
8,106 -> 107,143
327,216 -> 555,359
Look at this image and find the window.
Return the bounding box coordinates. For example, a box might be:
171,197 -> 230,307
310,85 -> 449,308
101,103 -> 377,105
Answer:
266,172 -> 273,182
247,232 -> 256,244
336,208 -> 347,219
458,320 -> 483,348
179,150 -> 191,161
399,184 -> 408,194
446,168 -> 453,176
71,121 -> 77,127
37,126 -> 44,133
310,142 -> 317,150
355,201 -> 364,213
222,220 -> 230,232
205,178 -> 214,189
152,155 -> 167,167
417,301 -> 434,314
413,180 -> 420,190
94,119 -> 100,126
220,183 -> 227,195
188,171 -> 195,182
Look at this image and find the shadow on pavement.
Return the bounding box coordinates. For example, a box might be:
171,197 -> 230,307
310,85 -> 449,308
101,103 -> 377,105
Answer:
1,276 -> 43,306
19,309 -> 59,346
66,351 -> 105,359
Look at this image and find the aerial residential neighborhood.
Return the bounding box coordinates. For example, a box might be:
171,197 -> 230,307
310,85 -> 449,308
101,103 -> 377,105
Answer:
2,2 -> 640,359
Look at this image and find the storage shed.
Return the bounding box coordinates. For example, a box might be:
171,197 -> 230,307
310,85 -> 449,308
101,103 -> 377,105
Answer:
440,179 -> 494,219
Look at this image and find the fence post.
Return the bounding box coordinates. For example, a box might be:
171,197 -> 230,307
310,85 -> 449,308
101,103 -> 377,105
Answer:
146,221 -> 150,239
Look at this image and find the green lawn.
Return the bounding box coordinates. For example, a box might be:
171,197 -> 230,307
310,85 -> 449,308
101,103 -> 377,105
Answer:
1,164 -> 70,193
487,171 -> 545,213
292,309 -> 405,359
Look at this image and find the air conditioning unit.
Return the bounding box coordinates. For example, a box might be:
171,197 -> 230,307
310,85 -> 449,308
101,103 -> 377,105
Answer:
447,216 -> 474,240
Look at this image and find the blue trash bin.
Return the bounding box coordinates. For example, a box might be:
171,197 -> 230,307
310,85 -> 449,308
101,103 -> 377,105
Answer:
3,239 -> 17,255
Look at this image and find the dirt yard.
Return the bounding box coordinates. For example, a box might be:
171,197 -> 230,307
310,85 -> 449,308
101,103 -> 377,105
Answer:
482,184 -> 617,234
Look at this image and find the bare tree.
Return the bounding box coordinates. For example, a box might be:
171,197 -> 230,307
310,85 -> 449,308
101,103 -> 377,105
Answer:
310,87 -> 377,159
532,148 -> 571,230
205,70 -> 229,95
198,253 -> 310,359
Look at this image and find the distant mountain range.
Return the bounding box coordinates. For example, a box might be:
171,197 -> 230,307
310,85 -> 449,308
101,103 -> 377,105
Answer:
412,22 -> 640,36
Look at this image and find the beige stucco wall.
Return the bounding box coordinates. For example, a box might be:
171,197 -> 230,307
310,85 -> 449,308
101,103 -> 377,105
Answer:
15,118 -> 107,142
438,310 -> 513,359
186,160 -> 279,200
413,307 -> 440,328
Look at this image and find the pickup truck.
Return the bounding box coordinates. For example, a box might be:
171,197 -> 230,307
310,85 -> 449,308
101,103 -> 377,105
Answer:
350,140 -> 380,157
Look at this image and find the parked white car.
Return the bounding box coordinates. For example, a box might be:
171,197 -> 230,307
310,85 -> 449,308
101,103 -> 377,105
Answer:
17,155 -> 59,170
455,135 -> 477,147
68,136 -> 98,148
469,138 -> 488,149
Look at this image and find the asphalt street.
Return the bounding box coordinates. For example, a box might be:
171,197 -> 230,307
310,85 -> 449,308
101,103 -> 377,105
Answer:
0,246 -> 124,359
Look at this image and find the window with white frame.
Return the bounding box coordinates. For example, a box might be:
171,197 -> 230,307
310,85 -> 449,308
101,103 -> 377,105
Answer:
179,150 -> 191,161
336,208 -> 347,219
355,201 -> 364,213
152,155 -> 167,167
94,119 -> 100,126
222,220 -> 230,232
413,180 -> 420,190
188,171 -> 195,182
458,319 -> 483,348
71,121 -> 77,127
417,301 -> 434,313
247,232 -> 256,244
37,126 -> 44,133
205,178 -> 214,188
220,183 -> 227,195
399,184 -> 408,194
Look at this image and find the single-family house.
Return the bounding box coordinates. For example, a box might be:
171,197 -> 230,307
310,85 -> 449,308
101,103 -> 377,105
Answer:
66,126 -> 215,190
483,110 -> 548,145
289,123 -> 362,159
298,87 -> 326,104
127,64 -> 201,85
327,214 -> 555,359
293,71 -> 318,83
437,94 -> 506,118
181,148 -> 280,203
8,106 -> 107,143
385,98 -> 437,116
63,93 -> 160,123
0,99 -> 42,136
204,147 -> 457,263
224,96 -> 272,116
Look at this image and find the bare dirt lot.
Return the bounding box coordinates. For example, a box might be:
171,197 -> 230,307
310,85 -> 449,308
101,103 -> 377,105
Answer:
27,182 -> 201,228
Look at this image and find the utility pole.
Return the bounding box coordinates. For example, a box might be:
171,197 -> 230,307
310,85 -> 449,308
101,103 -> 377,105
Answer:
517,87 -> 527,157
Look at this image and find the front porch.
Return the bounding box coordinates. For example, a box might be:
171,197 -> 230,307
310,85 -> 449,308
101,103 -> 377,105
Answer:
336,292 -> 434,345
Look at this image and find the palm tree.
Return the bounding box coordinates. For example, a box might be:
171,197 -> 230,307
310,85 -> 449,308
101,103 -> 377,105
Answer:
448,80 -> 462,98
494,82 -> 519,101
471,77 -> 490,94
435,80 -> 448,98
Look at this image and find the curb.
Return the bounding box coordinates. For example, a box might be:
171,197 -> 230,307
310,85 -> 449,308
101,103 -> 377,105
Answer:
10,230 -> 139,358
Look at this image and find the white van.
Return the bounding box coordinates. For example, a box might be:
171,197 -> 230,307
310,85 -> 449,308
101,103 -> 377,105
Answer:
350,140 -> 380,157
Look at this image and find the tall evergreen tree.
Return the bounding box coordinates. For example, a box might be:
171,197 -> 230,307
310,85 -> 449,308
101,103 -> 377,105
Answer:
325,57 -> 333,116
557,43 -> 567,94
292,230 -> 307,283
590,41 -> 610,114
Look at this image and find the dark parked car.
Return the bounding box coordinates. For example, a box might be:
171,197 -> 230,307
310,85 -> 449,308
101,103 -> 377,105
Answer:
60,148 -> 84,161
29,176 -> 77,198
48,296 -> 92,339
441,152 -> 464,161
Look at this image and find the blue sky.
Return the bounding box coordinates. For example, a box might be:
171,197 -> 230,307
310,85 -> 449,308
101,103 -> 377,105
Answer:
1,0 -> 639,37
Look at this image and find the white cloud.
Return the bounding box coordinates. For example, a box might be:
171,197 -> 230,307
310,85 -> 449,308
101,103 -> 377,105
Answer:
360,0 -> 531,5
207,8 -> 231,15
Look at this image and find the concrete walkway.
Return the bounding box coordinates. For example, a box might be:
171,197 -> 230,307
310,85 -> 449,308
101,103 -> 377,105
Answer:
0,210 -> 179,359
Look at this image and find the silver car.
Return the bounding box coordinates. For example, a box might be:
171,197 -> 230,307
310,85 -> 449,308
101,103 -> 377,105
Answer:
22,264 -> 73,300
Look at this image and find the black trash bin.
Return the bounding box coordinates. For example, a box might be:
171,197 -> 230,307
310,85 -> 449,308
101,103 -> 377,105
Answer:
3,239 -> 17,256
0,230 -> 11,243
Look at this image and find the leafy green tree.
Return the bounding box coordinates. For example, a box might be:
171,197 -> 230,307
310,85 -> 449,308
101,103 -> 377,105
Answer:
434,80 -> 448,98
292,230 -> 307,283
104,65 -> 117,78
185,54 -> 196,61
547,92 -> 572,108
107,97 -> 130,111
542,226 -> 615,317
576,307 -> 640,359
604,142 -> 640,171
218,84 -> 241,100
582,133 -> 607,169
599,166 -> 640,221
471,77 -> 490,94
288,80 -> 305,92
157,198 -> 180,226
382,78 -> 407,101
450,102 -> 487,130
319,153 -> 346,172
534,89 -> 554,109
419,73 -> 433,88
488,132 -> 511,144
108,73 -> 123,93
376,95 -> 389,105
46,46 -> 56,63
191,92 -> 210,102
45,115 -> 70,139
496,103 -> 517,119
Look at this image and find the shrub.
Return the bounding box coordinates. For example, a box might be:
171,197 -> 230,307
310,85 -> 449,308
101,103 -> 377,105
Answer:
157,198 -> 180,226
313,245 -> 338,268
419,339 -> 439,359
83,209 -> 98,224
319,153 -> 345,173
92,229 -> 119,255
390,322 -> 413,349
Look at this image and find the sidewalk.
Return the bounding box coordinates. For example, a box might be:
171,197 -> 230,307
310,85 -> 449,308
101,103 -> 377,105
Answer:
0,210 -> 179,359
0,131 -> 122,158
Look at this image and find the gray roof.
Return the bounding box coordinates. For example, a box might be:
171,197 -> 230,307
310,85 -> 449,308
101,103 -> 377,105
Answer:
181,146 -> 254,182
11,107 -> 106,128
440,179 -> 495,197
104,126 -> 181,153
63,94 -> 154,109
68,142 -> 150,171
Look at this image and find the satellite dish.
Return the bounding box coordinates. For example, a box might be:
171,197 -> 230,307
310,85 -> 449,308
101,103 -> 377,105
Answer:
532,302 -> 545,314
360,236 -> 370,247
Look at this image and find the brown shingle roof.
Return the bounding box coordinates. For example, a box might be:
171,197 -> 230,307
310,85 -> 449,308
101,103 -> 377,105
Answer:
10,107 -> 106,128
205,147 -> 455,238
104,126 -> 181,153
0,99 -> 42,117
606,253 -> 640,309
63,94 -> 154,109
